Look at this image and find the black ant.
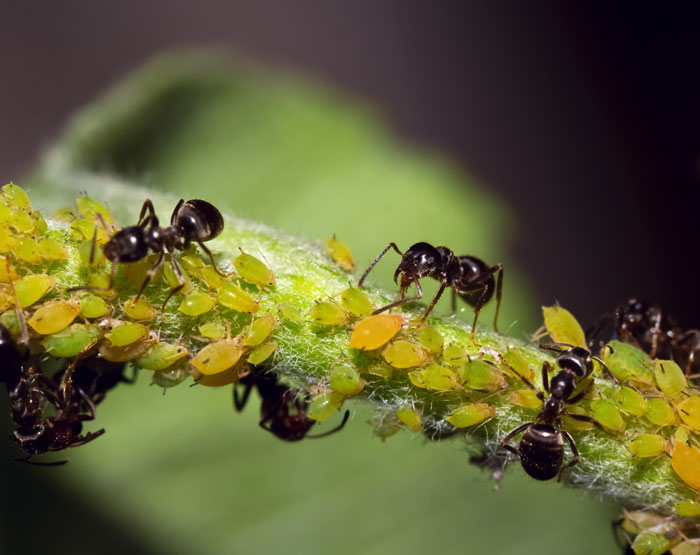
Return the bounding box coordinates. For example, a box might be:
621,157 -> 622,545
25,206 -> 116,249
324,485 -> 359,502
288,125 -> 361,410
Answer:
72,198 -> 225,311
500,343 -> 612,481
234,370 -> 349,442
54,356 -> 134,406
358,242 -> 503,334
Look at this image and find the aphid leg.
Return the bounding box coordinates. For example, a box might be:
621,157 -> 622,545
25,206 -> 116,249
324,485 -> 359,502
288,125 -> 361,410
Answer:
233,382 -> 254,411
500,422 -> 532,455
134,251 -> 165,302
196,239 -> 227,277
557,430 -> 580,482
372,279 -> 423,315
159,252 -> 186,317
358,242 -> 403,287
307,410 -> 351,438
420,280 -> 448,322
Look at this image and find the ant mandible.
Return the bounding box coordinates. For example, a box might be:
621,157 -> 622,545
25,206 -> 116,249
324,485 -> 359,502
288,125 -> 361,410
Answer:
74,198 -> 225,311
500,343 -> 613,481
234,370 -> 350,442
358,242 -> 503,334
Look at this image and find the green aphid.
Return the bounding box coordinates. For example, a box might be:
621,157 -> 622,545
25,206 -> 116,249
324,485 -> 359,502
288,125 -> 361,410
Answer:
329,364 -> 364,395
243,314 -> 275,347
233,251 -> 275,286
163,261 -> 190,291
460,359 -> 504,392
644,398 -> 678,427
366,362 -> 393,379
151,367 -> 189,391
69,218 -> 95,241
10,209 -> 37,234
383,340 -> 429,369
199,322 -> 226,339
501,349 -> 534,381
15,274 -> 53,308
675,500 -> 700,517
0,202 -> 12,225
198,266 -> 228,289
78,239 -> 106,266
603,340 -> 655,386
0,311 -> 21,336
0,227 -> 14,253
180,253 -> 205,273
612,386 -> 646,416
442,344 -> 468,367
411,364 -> 458,392
87,272 -> 113,294
76,196 -> 113,223
14,237 -> 43,265
29,210 -> 47,235
106,322 -> 148,347
542,305 -> 586,347
509,388 -> 541,409
654,359 -> 687,402
631,532 -> 670,555
445,403 -> 495,428
42,324 -> 102,357
396,406 -> 423,432
374,416 -> 402,440
590,399 -> 626,432
278,303 -> 303,324
2,183 -> 31,210
136,342 -> 188,371
178,291 -> 216,317
80,295 -> 110,319
217,283 -> 259,313
416,326 -> 444,354
310,300 -> 349,326
339,287 -> 373,317
124,296 -> 157,321
627,434 -> 668,458
307,391 -> 344,421
37,237 -> 67,261
247,341 -> 278,365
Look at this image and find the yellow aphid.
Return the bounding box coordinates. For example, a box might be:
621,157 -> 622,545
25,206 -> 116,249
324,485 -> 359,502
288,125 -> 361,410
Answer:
501,349 -> 534,381
2,183 -> 31,210
76,196 -> 113,223
671,441 -> 700,493
509,388 -> 542,409
37,237 -> 67,261
136,342 -> 188,371
0,258 -> 19,283
339,287 -> 373,316
542,305 -> 586,348
676,500 -> 700,517
106,322 -> 148,347
98,335 -> 153,362
366,362 -> 393,379
416,326 -> 444,354
676,396 -> 700,431
590,399 -> 626,433
446,403 -> 495,428
396,406 -> 423,432
442,344 -> 468,367
198,266 -> 228,289
309,300 -> 350,326
124,296 -> 157,321
242,314 -> 276,347
654,360 -> 687,402
233,251 -> 275,286
460,359 -> 505,392
247,341 -> 278,365
278,303 -> 303,323
177,291 -> 216,317
627,434 -> 668,458
15,274 -> 54,308
191,341 -> 245,375
195,363 -> 250,387
0,228 -> 14,253
123,258 -> 153,288
163,261 -> 191,292
644,398 -> 678,427
382,340 -> 429,369
28,301 -> 79,335
199,322 -> 226,339
14,237 -> 43,265
329,364 -> 364,395
612,386 -> 647,416
79,295 -> 110,319
325,236 -> 355,272
349,314 -> 405,350
409,364 -> 458,391
217,283 -> 259,314
307,391 -> 344,421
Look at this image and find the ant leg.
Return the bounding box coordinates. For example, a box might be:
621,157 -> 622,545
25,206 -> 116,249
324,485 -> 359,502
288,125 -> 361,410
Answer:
169,199 -> 185,226
557,430 -> 580,481
372,279 -> 423,315
137,199 -> 159,228
308,410 -> 350,438
561,411 -> 611,434
358,243 -> 403,287
89,212 -> 113,265
541,362 -> 551,394
591,355 -> 618,383
451,288 -> 457,314
69,429 -> 105,447
564,380 -> 593,405
196,239 -> 226,277
500,422 -> 532,455
134,251 -> 165,302
493,265 -> 503,333
233,382 -> 254,411
538,343 -> 573,353
66,261 -> 117,294
470,283 -> 491,339
159,252 -> 186,316
15,455 -> 68,467
420,280 -> 448,322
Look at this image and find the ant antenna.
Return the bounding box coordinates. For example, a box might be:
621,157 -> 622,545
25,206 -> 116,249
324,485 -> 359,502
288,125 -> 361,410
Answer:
6,258 -> 28,347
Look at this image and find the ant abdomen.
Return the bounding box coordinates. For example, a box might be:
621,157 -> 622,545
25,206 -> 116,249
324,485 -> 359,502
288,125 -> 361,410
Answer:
519,424 -> 564,481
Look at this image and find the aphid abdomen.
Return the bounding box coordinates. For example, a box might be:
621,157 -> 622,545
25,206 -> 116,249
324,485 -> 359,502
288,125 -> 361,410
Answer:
519,424 -> 563,481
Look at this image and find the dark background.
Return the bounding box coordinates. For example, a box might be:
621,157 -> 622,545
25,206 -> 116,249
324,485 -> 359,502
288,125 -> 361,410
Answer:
1,3 -> 700,552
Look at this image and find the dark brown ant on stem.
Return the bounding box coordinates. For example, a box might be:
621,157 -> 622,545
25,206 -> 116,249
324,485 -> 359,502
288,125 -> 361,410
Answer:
70,198 -> 225,313
500,343 -> 613,481
233,369 -> 350,442
357,242 -> 503,335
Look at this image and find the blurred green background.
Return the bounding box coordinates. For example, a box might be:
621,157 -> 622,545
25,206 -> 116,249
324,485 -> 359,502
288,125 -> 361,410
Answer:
2,55 -> 619,554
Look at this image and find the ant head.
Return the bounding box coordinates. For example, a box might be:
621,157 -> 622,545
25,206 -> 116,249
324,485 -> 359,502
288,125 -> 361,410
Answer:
394,242 -> 441,285
557,346 -> 593,378
103,227 -> 148,263
175,199 -> 224,242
